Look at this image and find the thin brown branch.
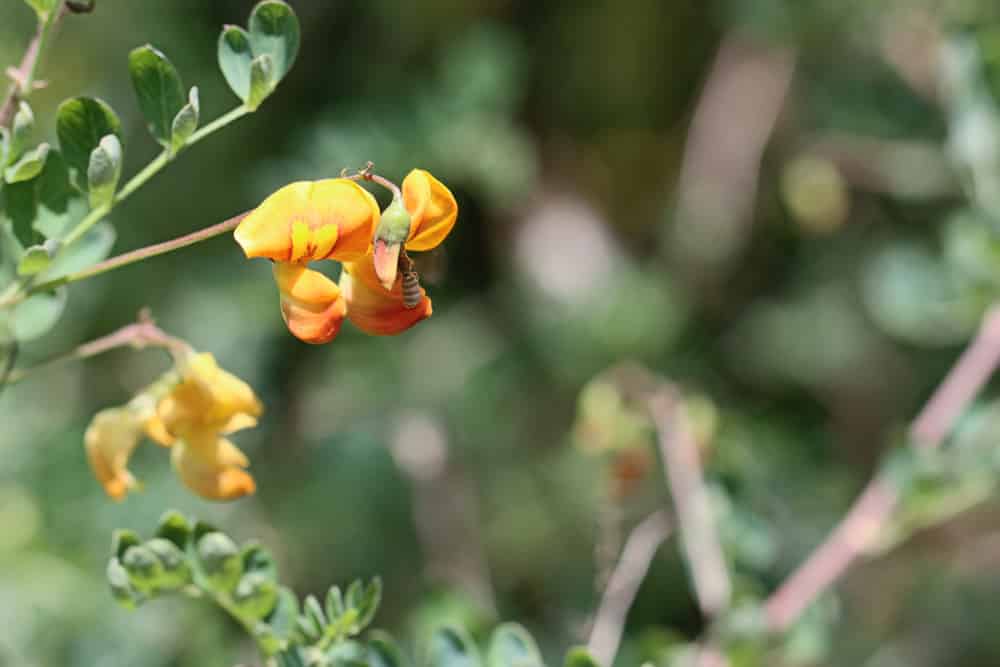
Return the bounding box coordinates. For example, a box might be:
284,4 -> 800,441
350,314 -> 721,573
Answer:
587,511 -> 673,667
649,387 -> 732,619
6,309 -> 189,384
763,304 -> 1000,632
0,4 -> 67,128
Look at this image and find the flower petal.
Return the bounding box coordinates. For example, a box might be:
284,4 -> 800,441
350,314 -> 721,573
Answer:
273,262 -> 347,344
402,169 -> 457,251
157,353 -> 263,437
234,179 -> 379,262
84,407 -> 143,501
341,253 -> 432,335
171,436 -> 255,501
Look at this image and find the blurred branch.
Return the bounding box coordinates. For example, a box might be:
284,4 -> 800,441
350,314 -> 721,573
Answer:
648,387 -> 732,618
5,309 -> 189,384
0,2 -> 67,128
763,304 -> 1000,631
587,511 -> 672,667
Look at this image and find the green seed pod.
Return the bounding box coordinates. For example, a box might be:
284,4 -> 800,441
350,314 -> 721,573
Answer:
196,531 -> 243,593
145,537 -> 191,590
121,545 -> 163,594
233,571 -> 279,620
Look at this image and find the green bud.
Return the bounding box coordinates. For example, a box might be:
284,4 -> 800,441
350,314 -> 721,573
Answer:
121,545 -> 163,594
106,557 -> 137,608
375,197 -> 412,245
145,537 -> 190,590
155,509 -> 192,549
196,531 -> 242,593
233,571 -> 279,620
111,529 -> 141,560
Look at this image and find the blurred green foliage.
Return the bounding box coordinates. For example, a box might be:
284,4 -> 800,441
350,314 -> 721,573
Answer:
6,0 -> 1000,666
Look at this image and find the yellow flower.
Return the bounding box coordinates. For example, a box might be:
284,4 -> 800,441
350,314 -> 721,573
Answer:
84,353 -> 263,502
235,169 -> 457,342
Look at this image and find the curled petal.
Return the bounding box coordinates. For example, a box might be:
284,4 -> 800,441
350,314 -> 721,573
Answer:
85,408 -> 144,501
341,253 -> 432,335
157,353 -> 263,438
402,169 -> 458,251
234,179 -> 380,263
171,435 -> 256,501
273,262 -> 347,344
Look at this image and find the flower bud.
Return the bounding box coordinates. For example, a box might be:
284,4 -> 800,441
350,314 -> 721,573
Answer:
196,531 -> 243,593
372,197 -> 412,290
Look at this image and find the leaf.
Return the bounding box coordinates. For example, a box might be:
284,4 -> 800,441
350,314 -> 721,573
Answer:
247,54 -> 275,111
170,87 -> 200,154
12,287 -> 67,340
128,45 -> 186,146
487,624 -> 543,667
36,220 -> 114,281
562,648 -> 601,667
16,244 -> 51,276
106,557 -> 137,609
195,531 -> 243,593
112,529 -> 142,560
3,179 -> 39,247
248,0 -> 300,85
240,541 -> 277,581
369,631 -> 409,667
264,586 -> 300,643
4,143 -> 50,184
426,627 -> 482,667
23,0 -> 58,19
233,572 -> 279,620
218,25 -> 253,102
351,577 -> 382,631
56,97 -> 122,190
87,134 -> 122,208
325,585 -> 345,623
1,128 -> 9,168
155,510 -> 192,549
303,593 -> 327,634
11,101 -> 34,160
34,149 -> 74,237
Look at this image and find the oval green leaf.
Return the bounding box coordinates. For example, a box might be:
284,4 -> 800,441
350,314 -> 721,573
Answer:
248,0 -> 300,84
87,134 -> 123,208
129,45 -> 186,146
16,244 -> 52,276
57,97 -> 122,190
170,87 -> 200,154
218,25 -> 253,102
38,220 -> 115,282
11,286 -> 67,340
487,624 -> 543,667
426,627 -> 482,667
4,143 -> 49,184
247,54 -> 274,110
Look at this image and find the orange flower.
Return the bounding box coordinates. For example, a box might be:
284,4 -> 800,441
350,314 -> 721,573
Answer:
236,169 -> 457,342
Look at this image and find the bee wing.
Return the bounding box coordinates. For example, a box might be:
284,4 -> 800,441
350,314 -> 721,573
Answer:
411,246 -> 447,286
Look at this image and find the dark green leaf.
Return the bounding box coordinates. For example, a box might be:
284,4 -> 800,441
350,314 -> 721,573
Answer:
3,178 -> 38,247
11,286 -> 66,340
247,54 -> 274,110
87,134 -> 122,208
218,25 -> 253,102
16,244 -> 51,276
241,541 -> 277,580
112,529 -> 142,560
5,143 -> 50,184
487,624 -> 543,667
34,149 -> 73,235
264,586 -> 301,642
248,0 -> 300,84
170,87 -> 200,154
155,510 -> 192,549
128,45 -> 186,145
426,627 -> 482,667
562,648 -> 601,667
56,97 -> 122,190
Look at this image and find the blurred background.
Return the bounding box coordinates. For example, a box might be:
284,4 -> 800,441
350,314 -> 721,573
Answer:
5,0 -> 1000,665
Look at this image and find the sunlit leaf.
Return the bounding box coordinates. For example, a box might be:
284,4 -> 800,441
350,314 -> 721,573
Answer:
87,134 -> 123,208
487,624 -> 543,667
38,220 -> 115,282
218,25 -> 253,102
129,45 -> 186,146
248,0 -> 300,85
4,143 -> 50,184
170,87 -> 200,154
247,54 -> 275,111
16,244 -> 51,276
56,97 -> 122,190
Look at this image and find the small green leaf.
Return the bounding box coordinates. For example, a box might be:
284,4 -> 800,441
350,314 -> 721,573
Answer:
369,631 -> 408,667
16,244 -> 51,276
248,0 -> 300,84
247,54 -> 274,110
11,287 -> 66,340
170,87 -> 200,154
351,577 -> 382,631
129,45 -> 186,146
37,220 -> 114,282
563,648 -> 601,667
487,624 -> 543,667
218,25 -> 253,102
276,648 -> 308,667
233,572 -> 279,620
121,545 -> 164,594
303,593 -> 327,631
87,134 -> 122,208
324,639 -> 367,665
264,586 -> 301,644
196,531 -> 243,593
57,97 -> 122,190
325,585 -> 345,623
5,143 -> 50,184
106,557 -> 137,608
241,541 -> 277,580
155,510 -> 192,549
145,537 -> 191,590
112,529 -> 142,560
426,627 -> 482,667
11,101 -> 34,159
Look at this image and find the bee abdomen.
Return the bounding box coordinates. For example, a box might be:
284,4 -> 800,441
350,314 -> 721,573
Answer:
401,271 -> 423,309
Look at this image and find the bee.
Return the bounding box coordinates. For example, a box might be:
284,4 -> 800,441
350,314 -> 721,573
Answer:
399,247 -> 446,309
401,269 -> 423,309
